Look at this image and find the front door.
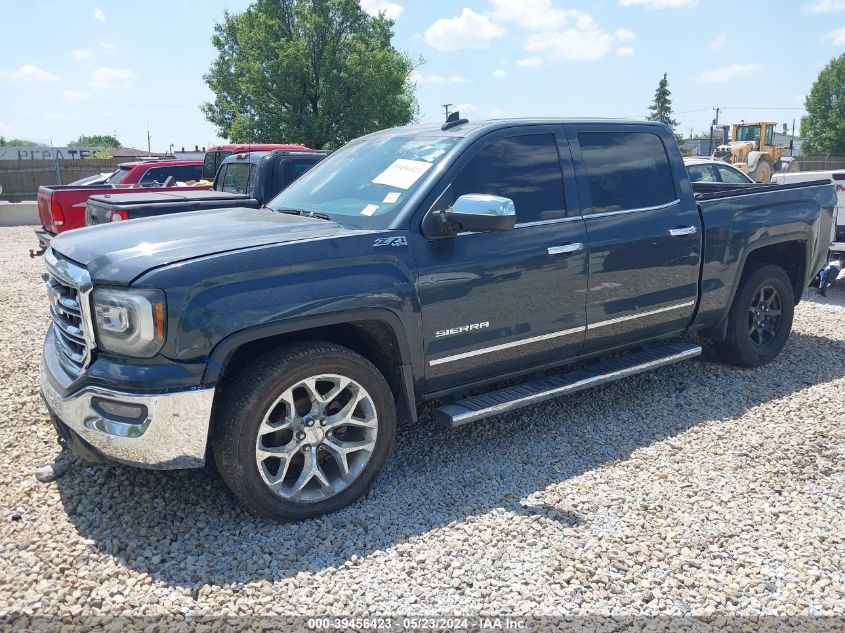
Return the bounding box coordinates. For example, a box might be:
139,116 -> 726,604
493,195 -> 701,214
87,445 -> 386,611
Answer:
412,128 -> 589,393
568,125 -> 702,352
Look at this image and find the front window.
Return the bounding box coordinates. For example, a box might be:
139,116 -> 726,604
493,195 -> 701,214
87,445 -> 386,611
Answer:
451,134 -> 566,223
716,164 -> 751,184
735,125 -> 761,143
687,164 -> 717,182
268,134 -> 460,227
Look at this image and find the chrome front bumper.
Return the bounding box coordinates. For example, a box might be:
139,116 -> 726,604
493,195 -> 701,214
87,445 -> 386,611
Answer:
40,358 -> 215,469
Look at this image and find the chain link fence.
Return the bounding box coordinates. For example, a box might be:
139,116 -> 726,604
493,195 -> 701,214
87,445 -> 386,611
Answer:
796,155 -> 845,172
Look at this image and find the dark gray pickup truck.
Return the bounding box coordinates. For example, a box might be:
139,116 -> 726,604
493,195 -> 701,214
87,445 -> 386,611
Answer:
39,117 -> 836,521
85,149 -> 326,225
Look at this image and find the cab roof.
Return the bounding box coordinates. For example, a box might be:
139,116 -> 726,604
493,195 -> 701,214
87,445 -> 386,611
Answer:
363,117 -> 667,141
118,159 -> 203,169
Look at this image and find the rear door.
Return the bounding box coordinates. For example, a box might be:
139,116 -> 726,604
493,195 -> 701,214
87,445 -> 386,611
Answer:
567,124 -> 701,353
412,126 -> 589,392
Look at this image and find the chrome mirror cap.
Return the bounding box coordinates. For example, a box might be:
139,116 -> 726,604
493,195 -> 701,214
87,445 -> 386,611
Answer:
446,194 -> 516,233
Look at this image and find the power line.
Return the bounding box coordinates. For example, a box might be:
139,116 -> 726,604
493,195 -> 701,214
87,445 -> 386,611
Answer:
721,106 -> 805,110
0,91 -> 202,109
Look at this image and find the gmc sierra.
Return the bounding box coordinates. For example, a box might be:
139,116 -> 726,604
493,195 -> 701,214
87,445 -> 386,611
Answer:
39,117 -> 836,521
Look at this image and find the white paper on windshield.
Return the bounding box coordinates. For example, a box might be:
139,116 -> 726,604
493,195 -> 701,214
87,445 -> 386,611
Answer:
372,159 -> 432,190
383,192 -> 401,204
361,204 -> 379,216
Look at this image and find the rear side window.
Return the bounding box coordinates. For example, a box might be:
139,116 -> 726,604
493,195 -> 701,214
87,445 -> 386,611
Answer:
578,131 -> 676,214
451,134 -> 566,224
140,165 -> 202,186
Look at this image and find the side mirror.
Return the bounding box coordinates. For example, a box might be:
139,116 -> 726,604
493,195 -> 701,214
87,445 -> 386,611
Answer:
444,194 -> 516,233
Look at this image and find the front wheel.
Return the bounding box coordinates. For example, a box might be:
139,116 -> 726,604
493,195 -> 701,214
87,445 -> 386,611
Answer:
212,342 -> 396,521
714,263 -> 795,367
749,160 -> 772,183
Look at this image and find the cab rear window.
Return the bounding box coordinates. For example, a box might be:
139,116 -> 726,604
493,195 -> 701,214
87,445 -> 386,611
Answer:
216,163 -> 255,194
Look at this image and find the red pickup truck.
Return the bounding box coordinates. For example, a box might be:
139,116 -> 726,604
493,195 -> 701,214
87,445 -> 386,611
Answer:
33,159 -> 206,255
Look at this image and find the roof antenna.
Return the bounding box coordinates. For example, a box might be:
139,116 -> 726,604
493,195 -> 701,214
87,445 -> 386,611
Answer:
441,110 -> 469,131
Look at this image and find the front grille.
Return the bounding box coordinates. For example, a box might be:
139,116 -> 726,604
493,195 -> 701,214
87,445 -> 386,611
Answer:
45,251 -> 94,376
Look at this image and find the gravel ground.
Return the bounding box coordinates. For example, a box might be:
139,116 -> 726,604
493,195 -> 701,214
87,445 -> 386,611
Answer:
0,225 -> 843,626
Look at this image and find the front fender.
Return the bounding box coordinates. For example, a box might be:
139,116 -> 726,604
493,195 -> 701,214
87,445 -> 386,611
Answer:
136,232 -> 423,376
747,151 -> 768,171
201,307 -> 417,384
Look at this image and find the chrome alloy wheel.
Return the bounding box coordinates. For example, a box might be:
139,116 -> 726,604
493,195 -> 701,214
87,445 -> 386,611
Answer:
254,374 -> 378,502
748,285 -> 782,346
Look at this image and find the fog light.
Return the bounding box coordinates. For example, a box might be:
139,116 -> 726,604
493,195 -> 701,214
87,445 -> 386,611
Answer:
91,397 -> 147,422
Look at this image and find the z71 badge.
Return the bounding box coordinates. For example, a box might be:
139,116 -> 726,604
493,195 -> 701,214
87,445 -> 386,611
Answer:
435,322 -> 490,338
373,236 -> 408,247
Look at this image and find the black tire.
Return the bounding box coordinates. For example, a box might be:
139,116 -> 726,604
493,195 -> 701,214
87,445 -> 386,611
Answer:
749,160 -> 772,183
212,341 -> 396,521
714,263 -> 795,367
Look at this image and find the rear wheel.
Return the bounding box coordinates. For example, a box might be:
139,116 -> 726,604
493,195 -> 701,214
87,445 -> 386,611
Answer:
212,342 -> 396,521
714,263 -> 795,367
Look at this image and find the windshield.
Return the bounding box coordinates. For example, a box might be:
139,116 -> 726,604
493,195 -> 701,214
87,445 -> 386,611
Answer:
105,168 -> 132,184
735,125 -> 761,142
267,133 -> 460,227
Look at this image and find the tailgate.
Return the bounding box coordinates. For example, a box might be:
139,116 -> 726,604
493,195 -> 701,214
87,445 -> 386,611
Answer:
37,187 -> 58,232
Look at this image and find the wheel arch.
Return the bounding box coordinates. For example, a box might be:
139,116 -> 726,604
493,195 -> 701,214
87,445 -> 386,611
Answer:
702,236 -> 808,341
747,151 -> 773,172
205,309 -> 418,423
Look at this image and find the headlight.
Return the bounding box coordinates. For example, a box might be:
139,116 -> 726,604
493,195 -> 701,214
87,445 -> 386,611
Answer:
93,287 -> 166,357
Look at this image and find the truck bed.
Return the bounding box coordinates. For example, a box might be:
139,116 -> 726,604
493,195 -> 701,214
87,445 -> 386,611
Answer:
693,179 -> 837,330
37,183 -> 209,235
692,179 -> 832,199
86,190 -> 255,225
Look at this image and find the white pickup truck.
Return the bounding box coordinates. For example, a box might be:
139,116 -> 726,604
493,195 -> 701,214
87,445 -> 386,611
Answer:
773,170 -> 844,254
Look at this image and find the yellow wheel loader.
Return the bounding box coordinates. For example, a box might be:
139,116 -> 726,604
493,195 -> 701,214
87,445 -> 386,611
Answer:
712,121 -> 800,183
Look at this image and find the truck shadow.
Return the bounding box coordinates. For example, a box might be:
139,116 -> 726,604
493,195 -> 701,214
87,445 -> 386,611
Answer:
54,330 -> 845,592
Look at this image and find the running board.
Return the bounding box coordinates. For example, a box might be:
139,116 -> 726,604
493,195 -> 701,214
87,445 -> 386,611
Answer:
435,342 -> 702,428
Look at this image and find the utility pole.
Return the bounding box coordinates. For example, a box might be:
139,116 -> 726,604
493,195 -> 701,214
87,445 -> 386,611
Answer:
790,118 -> 795,156
442,103 -> 453,118
146,122 -> 151,153
708,106 -> 721,156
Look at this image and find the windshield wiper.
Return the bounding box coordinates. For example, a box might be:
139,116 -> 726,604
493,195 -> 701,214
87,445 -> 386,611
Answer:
274,207 -> 333,221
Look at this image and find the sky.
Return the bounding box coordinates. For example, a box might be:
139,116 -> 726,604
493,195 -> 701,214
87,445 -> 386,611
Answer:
1,0 -> 844,151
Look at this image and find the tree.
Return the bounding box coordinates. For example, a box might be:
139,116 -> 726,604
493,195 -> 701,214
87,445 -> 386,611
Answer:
3,138 -> 39,147
202,0 -> 418,149
646,73 -> 679,132
68,134 -> 122,148
801,54 -> 845,155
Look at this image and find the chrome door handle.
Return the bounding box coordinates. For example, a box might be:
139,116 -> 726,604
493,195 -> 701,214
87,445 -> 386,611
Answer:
547,243 -> 584,255
669,226 -> 698,237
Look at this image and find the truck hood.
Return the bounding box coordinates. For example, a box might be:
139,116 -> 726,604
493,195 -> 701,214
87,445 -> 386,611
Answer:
51,207 -> 361,285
